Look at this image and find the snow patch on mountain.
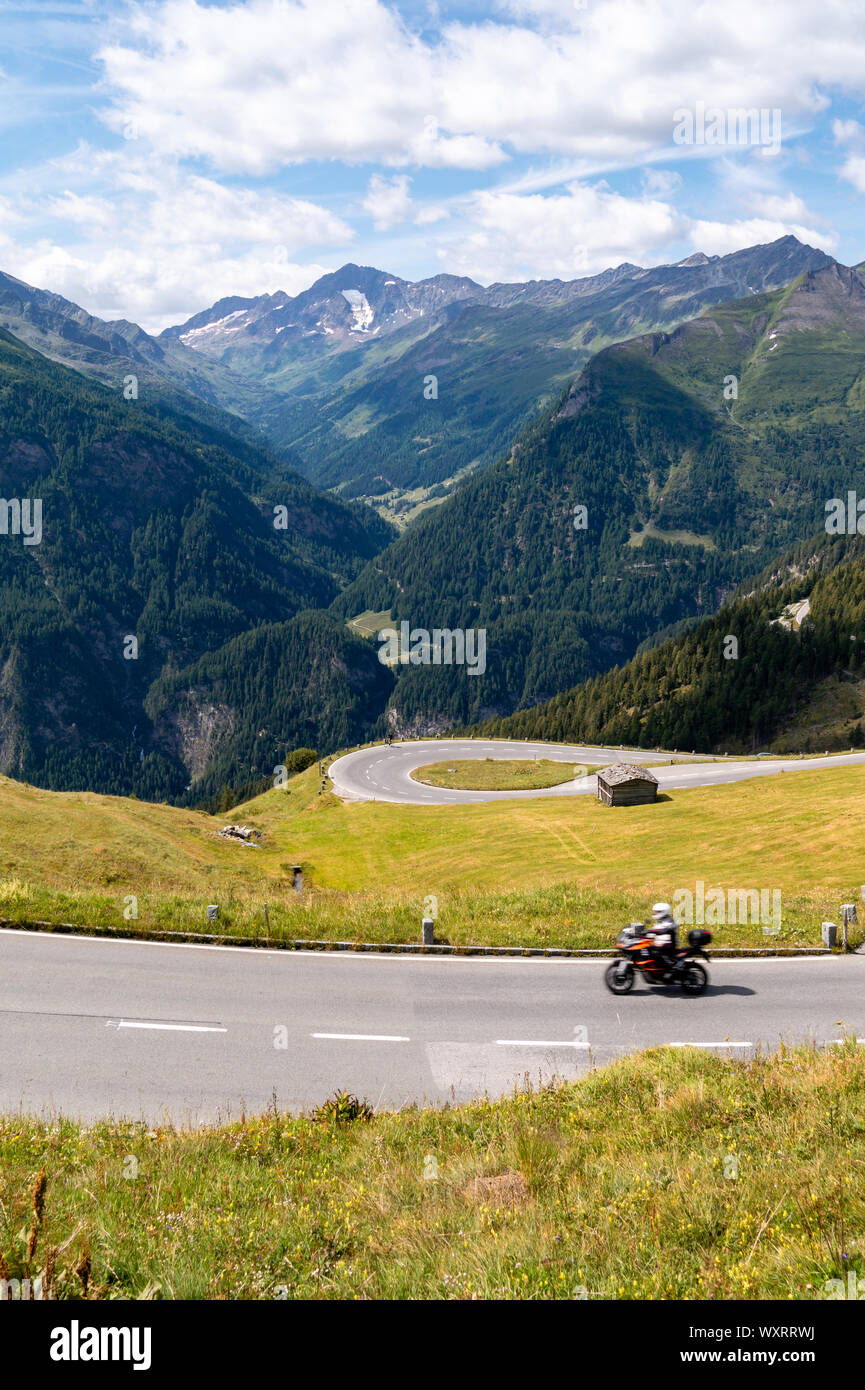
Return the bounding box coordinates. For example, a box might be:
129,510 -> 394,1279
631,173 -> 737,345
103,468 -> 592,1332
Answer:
340,289 -> 375,332
179,308 -> 248,345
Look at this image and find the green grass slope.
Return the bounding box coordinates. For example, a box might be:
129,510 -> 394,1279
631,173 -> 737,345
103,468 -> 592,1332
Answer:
1,1044 -> 862,1299
2,754 -> 864,950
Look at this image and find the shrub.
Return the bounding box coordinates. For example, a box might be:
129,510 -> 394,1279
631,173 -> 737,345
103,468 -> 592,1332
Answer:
312,1091 -> 375,1124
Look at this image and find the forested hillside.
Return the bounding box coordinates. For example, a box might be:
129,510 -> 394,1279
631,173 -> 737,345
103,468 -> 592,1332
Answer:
475,534 -> 865,752
335,262 -> 865,734
4,250 -> 865,799
0,328 -> 392,799
145,611 -> 393,805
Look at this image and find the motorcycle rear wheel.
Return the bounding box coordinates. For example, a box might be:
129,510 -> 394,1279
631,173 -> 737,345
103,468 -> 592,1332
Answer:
604,960 -> 635,994
680,962 -> 708,995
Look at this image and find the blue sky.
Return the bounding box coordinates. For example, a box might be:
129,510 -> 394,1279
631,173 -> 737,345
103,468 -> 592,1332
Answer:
1,0 -> 864,331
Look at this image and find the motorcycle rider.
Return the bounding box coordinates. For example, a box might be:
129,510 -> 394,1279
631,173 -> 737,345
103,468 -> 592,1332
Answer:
646,901 -> 678,968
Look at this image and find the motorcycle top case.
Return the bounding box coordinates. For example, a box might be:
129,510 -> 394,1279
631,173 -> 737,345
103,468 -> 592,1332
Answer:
688,928 -> 712,947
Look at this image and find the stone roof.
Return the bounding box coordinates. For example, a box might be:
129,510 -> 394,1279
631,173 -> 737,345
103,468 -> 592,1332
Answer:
597,762 -> 659,787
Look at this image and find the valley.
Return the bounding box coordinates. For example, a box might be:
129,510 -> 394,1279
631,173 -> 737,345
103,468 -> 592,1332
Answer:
3,240 -> 865,801
3,0 -> 865,1325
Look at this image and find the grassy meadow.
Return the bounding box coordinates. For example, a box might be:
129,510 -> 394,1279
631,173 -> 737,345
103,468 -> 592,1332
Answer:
1,1043 -> 863,1300
0,754 -> 863,950
412,757 -> 590,790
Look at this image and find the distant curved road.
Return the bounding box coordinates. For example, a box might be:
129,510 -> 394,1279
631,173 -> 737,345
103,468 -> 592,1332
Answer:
328,739 -> 865,805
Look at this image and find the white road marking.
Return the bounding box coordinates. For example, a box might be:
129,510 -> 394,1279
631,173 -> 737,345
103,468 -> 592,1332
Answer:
312,1032 -> 410,1042
113,1020 -> 227,1033
496,1039 -> 590,1047
1,928 -> 840,967
665,1041 -> 751,1049
826,1038 -> 865,1045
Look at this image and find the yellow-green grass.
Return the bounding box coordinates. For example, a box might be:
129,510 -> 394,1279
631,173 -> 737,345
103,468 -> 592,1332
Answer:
2,1044 -> 863,1300
412,758 -> 595,790
627,522 -> 716,550
346,608 -> 392,639
1,761 -> 863,949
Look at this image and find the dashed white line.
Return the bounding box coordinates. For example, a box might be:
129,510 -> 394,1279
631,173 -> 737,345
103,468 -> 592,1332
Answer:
114,1020 -> 227,1033
311,1032 -> 410,1042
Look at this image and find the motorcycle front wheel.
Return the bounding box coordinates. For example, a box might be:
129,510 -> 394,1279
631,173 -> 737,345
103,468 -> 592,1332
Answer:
680,962 -> 708,995
604,960 -> 635,994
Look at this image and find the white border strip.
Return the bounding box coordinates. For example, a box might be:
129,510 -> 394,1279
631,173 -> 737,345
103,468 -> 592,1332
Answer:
116,1020 -> 227,1033
311,1032 -> 410,1042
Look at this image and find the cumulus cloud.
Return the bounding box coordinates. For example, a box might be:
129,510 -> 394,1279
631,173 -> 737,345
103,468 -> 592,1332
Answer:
0,0 -> 858,326
686,216 -> 835,257
362,174 -> 414,230
439,181 -> 682,282
433,179 -> 835,283
0,151 -> 353,330
757,193 -> 813,221
832,118 -> 865,146
97,0 -> 506,173
11,237 -> 334,332
838,155 -> 865,194
833,118 -> 865,193
95,0 -> 865,174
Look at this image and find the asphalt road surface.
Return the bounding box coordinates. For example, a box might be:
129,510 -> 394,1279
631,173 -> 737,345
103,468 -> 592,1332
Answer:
328,739 -> 865,805
1,931 -> 862,1122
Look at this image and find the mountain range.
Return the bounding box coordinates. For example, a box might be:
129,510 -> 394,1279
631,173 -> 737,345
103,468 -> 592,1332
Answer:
1,235 -> 863,801
333,256 -> 865,733
161,237 -> 831,510
0,237 -> 830,516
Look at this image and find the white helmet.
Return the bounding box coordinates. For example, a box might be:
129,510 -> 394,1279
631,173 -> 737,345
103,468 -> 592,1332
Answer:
652,902 -> 671,920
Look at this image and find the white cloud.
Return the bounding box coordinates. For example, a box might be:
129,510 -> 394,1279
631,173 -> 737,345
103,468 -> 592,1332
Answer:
758,193 -> 812,221
8,236 -> 336,333
432,178 -> 835,283
641,167 -> 682,197
95,0 -> 865,175
491,0 -> 587,22
686,216 -> 835,257
97,0 -> 506,173
362,174 -> 414,230
832,118 -> 865,146
839,116 -> 865,193
415,204 -> 449,226
830,116 -> 865,192
439,181 -> 682,281
0,152 -> 354,330
838,155 -> 865,195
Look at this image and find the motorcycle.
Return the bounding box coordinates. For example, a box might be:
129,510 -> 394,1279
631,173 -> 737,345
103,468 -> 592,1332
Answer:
604,923 -> 711,995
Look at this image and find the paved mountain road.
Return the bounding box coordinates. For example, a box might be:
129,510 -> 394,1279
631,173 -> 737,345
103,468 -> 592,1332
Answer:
1,932 -> 861,1122
328,739 -> 865,804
